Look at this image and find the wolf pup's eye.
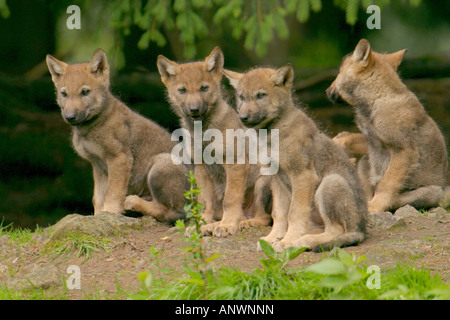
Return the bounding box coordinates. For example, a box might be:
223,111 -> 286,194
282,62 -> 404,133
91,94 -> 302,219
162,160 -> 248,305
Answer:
200,85 -> 209,92
178,87 -> 187,94
257,93 -> 266,100
81,89 -> 90,96
61,91 -> 67,98
239,95 -> 245,101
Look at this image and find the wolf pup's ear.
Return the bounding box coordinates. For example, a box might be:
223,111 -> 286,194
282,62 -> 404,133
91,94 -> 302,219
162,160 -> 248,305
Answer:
385,49 -> 407,71
271,63 -> 294,88
156,55 -> 178,84
353,39 -> 371,64
88,49 -> 110,78
46,54 -> 68,83
223,69 -> 243,89
204,46 -> 224,75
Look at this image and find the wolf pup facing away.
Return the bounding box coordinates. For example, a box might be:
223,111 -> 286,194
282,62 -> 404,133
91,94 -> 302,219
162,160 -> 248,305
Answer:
224,65 -> 367,252
157,47 -> 272,237
46,49 -> 188,222
327,39 -> 448,213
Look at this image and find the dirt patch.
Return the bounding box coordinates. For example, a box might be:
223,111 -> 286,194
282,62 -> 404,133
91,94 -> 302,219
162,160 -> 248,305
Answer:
0,205 -> 449,299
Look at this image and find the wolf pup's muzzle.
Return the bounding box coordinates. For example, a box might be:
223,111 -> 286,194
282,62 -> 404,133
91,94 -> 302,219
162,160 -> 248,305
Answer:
184,103 -> 206,120
62,110 -> 87,125
326,86 -> 345,104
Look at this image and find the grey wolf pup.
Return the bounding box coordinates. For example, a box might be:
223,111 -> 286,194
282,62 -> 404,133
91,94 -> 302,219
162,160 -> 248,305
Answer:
46,49 -> 188,222
157,47 -> 272,237
328,39 -> 448,213
224,65 -> 367,251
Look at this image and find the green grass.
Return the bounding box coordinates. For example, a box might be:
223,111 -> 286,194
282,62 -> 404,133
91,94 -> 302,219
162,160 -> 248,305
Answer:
41,232 -> 113,262
130,242 -> 450,300
1,222 -> 449,300
129,172 -> 450,301
0,221 -> 44,246
1,172 -> 449,300
0,284 -> 68,300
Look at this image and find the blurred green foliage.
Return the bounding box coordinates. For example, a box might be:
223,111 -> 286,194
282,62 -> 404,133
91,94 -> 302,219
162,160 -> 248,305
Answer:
0,0 -> 9,18
0,0 -> 423,59
111,0 -> 423,58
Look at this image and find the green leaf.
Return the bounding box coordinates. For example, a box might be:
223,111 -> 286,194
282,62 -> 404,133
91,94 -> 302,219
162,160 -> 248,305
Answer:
213,6 -> 231,23
205,253 -> 221,263
183,277 -> 205,287
356,255 -> 367,264
378,285 -> 409,300
174,0 -> 187,12
137,270 -> 150,283
346,0 -> 360,25
152,29 -> 167,47
336,248 -> 354,267
175,219 -> 185,230
297,0 -> 310,22
425,288 -> 450,300
258,239 -> 277,260
273,12 -> 289,39
259,21 -> 273,44
0,0 -> 10,18
305,258 -> 347,275
244,23 -> 257,50
137,30 -> 152,50
318,275 -> 349,288
286,0 -> 299,13
283,246 -> 308,261
310,0 -> 322,12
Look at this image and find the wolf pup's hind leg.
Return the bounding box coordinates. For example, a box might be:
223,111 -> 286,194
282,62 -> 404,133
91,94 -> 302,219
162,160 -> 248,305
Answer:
294,174 -> 366,251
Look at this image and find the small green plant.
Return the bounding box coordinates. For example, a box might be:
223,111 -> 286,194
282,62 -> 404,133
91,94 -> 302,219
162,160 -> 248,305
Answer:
258,239 -> 307,270
42,232 -> 112,262
177,172 -> 222,298
176,170 -> 207,237
133,171 -> 221,299
303,248 -> 368,296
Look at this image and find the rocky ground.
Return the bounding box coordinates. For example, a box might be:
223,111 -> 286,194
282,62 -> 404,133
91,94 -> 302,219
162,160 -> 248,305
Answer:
0,200 -> 449,299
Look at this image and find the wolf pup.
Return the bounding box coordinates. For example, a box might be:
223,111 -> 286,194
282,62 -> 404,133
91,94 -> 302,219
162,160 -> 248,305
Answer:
46,49 -> 188,222
327,39 -> 448,213
224,65 -> 367,252
156,47 -> 272,237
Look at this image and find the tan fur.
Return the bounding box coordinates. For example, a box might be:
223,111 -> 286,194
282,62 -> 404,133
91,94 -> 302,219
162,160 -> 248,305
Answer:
46,49 -> 188,222
225,65 -> 367,252
327,39 -> 448,213
157,47 -> 272,237
332,132 -> 368,156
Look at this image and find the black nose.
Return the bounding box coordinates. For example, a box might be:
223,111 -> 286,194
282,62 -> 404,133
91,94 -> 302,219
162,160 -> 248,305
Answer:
326,87 -> 342,104
64,114 -> 77,122
239,114 -> 249,122
326,87 -> 333,99
189,105 -> 200,113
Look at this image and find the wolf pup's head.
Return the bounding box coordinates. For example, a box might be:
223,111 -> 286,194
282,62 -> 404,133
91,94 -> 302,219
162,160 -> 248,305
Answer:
224,64 -> 294,129
157,47 -> 224,121
46,49 -> 111,126
327,39 -> 407,106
